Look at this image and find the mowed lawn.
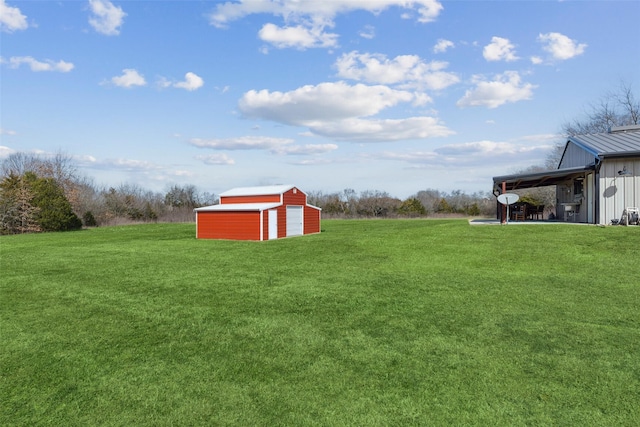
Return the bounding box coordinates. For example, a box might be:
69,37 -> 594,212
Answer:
1,220 -> 639,426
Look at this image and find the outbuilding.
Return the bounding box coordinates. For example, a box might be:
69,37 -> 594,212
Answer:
194,185 -> 321,240
493,125 -> 640,224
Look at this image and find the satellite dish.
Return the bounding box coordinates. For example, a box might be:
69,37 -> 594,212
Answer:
497,193 -> 519,205
497,193 -> 519,225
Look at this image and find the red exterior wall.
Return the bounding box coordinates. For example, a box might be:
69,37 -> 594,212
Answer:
221,194 -> 280,204
262,209 -> 270,241
277,206 -> 287,239
304,205 -> 321,234
282,188 -> 307,205
197,211 -> 261,240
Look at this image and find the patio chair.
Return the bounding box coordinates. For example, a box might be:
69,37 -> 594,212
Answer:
513,204 -> 526,221
532,205 -> 544,220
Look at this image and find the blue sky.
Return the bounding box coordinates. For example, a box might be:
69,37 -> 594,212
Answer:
2,0 -> 639,199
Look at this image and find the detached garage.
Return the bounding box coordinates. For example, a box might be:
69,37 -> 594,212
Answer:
194,185 -> 321,240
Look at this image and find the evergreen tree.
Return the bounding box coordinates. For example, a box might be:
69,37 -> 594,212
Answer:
82,211 -> 98,227
0,172 -> 82,234
26,173 -> 82,232
435,198 -> 454,213
397,198 -> 426,217
0,173 -> 41,234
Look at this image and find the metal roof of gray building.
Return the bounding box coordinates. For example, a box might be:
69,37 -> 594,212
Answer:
569,125 -> 640,158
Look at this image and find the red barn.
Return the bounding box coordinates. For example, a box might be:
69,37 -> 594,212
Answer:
194,185 -> 321,240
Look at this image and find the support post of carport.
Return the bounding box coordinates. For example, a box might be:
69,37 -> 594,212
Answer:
501,181 -> 507,224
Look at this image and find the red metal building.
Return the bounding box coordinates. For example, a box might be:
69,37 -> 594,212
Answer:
194,185 -> 321,240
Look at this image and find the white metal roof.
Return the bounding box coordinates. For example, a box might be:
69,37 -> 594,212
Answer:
194,202 -> 281,212
219,184 -> 297,197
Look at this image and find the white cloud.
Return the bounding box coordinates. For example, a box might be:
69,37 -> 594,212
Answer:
79,155 -> 162,172
77,155 -> 197,182
258,23 -> 338,49
359,25 -> 375,40
106,69 -> 146,88
240,82 -> 414,124
0,0 -> 28,32
1,128 -> 17,136
190,136 -> 295,151
0,145 -> 17,158
538,32 -> 587,61
209,0 -> 443,49
75,154 -> 97,164
483,36 -> 519,62
456,71 -> 536,109
88,0 -> 126,36
309,116 -> 454,141
530,56 -> 543,65
189,136 -> 338,155
436,140 -> 542,157
173,72 -> 204,91
196,154 -> 236,165
431,138 -> 554,168
210,0 -> 443,27
433,38 -> 454,53
375,136 -> 554,169
158,74 -> 204,91
157,77 -> 172,89
335,51 -> 459,90
274,143 -> 338,155
5,56 -> 74,72
374,150 -> 437,163
105,158 -> 159,171
238,81 -> 452,141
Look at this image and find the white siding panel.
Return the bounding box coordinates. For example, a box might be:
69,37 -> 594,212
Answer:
598,158 -> 640,224
559,142 -> 598,169
268,210 -> 278,240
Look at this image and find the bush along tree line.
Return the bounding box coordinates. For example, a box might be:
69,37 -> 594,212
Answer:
0,152 -> 497,235
0,153 -> 215,235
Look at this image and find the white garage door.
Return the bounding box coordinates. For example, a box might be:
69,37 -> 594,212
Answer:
286,206 -> 303,237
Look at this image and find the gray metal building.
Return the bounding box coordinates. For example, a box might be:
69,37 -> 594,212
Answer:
493,125 -> 640,225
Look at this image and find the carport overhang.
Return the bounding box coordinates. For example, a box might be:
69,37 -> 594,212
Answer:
492,165 -> 596,194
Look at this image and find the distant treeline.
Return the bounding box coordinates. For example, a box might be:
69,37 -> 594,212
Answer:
1,152 -> 497,235
307,188 -> 495,219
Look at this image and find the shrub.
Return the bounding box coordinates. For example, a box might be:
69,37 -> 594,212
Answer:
397,198 -> 427,217
83,211 -> 98,227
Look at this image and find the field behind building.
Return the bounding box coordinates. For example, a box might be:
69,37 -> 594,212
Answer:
1,220 -> 639,426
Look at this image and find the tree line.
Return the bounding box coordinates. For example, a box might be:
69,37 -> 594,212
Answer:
0,152 -> 497,235
0,152 -> 217,235
307,188 -> 494,219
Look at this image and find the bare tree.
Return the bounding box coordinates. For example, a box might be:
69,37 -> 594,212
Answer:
164,184 -> 199,209
357,190 -> 400,217
562,81 -> 639,136
413,189 -> 442,214
545,82 -> 640,169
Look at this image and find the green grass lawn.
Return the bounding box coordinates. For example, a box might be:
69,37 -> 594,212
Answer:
1,220 -> 639,426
